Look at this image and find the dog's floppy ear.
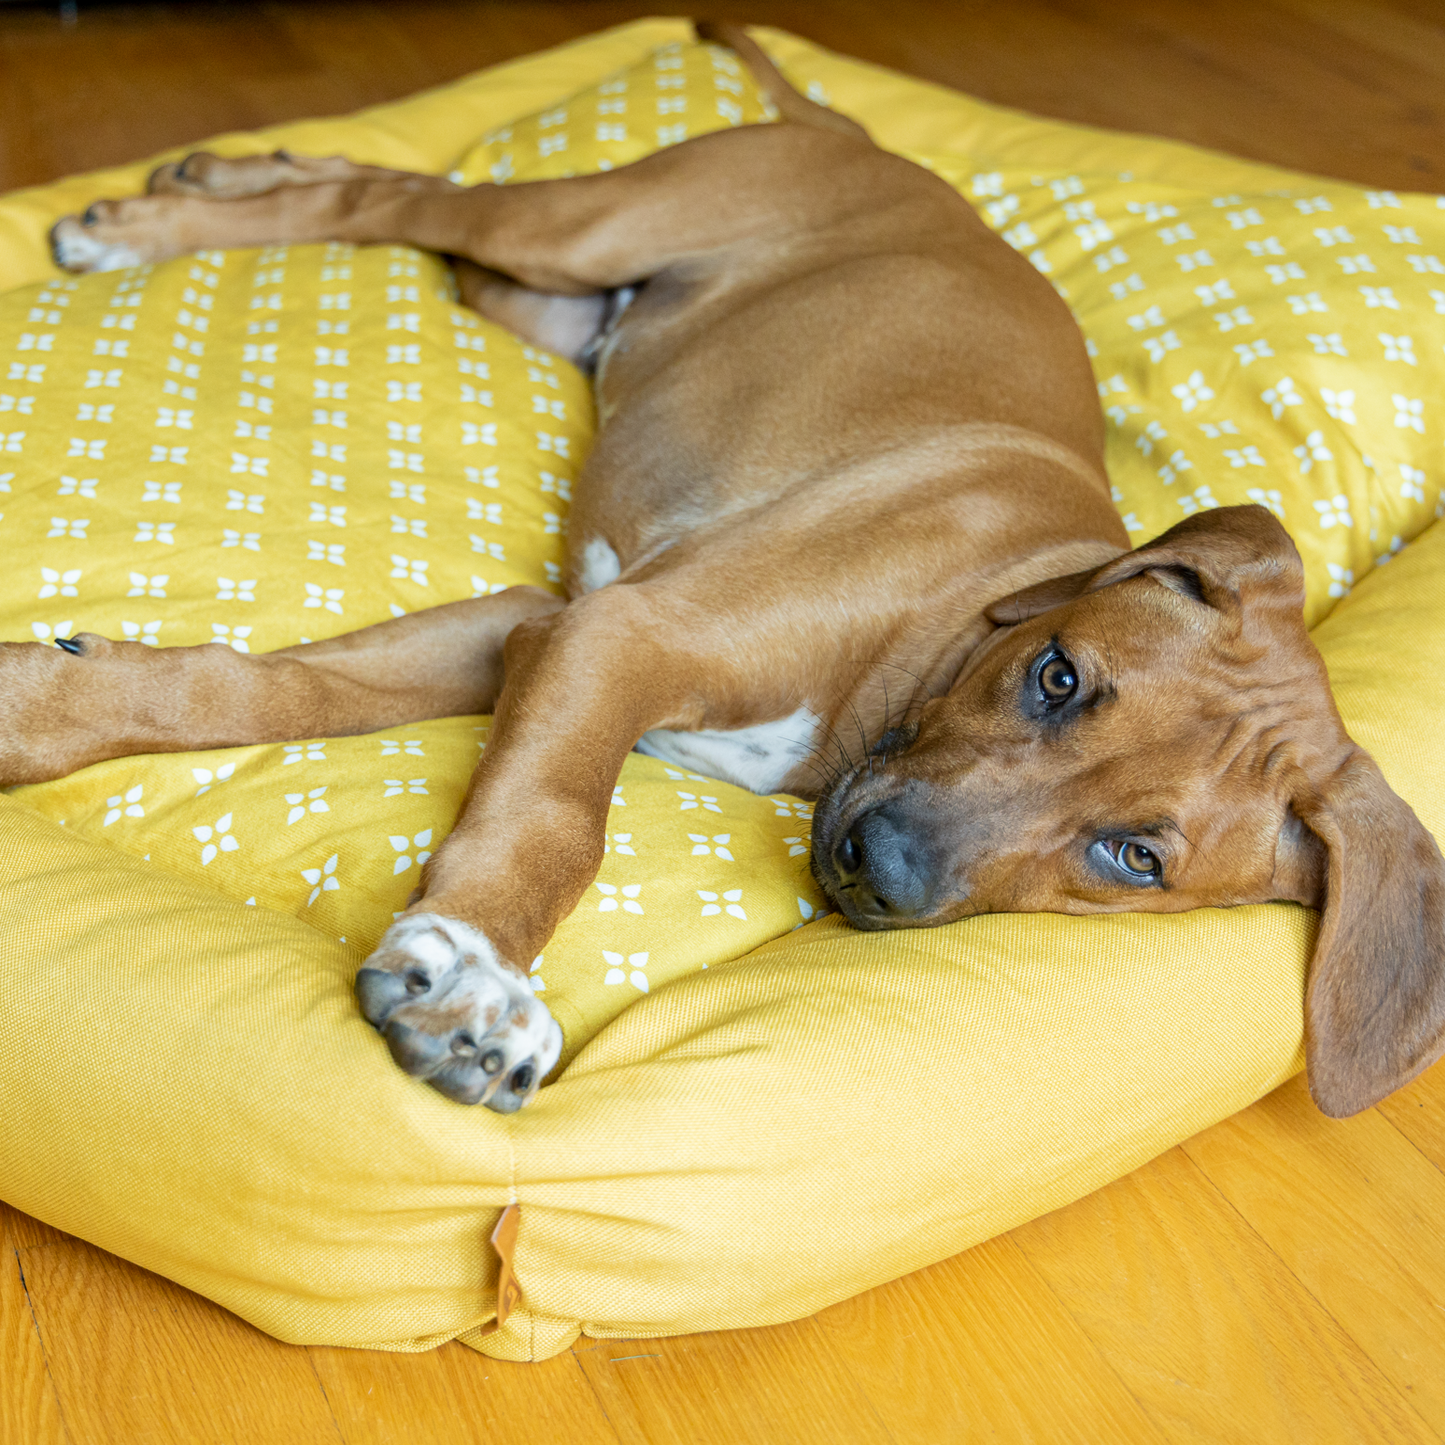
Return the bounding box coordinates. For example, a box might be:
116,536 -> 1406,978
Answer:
1286,750 -> 1445,1117
984,505 -> 1304,624
1087,503 -> 1305,615
983,566 -> 1100,623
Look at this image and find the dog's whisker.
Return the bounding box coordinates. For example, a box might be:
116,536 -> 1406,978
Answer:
815,710 -> 857,779
844,699 -> 872,777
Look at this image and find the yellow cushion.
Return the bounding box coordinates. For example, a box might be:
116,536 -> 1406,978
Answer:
0,21 -> 1441,1362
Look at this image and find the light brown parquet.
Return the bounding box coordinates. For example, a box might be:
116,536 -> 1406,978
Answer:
2,3 -> 1445,1442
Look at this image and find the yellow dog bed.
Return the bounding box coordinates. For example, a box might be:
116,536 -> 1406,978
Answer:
0,22 -> 1441,1361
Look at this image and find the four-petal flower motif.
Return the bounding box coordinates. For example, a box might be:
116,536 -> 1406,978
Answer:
603,951 -> 649,992
389,829 -> 433,874
192,763 -> 235,796
1170,370 -> 1214,412
699,889 -> 747,920
596,882 -> 643,913
677,790 -> 721,813
103,784 -> 144,826
193,812 -> 238,866
1314,494 -> 1354,529
301,853 -> 339,906
285,786 -> 329,825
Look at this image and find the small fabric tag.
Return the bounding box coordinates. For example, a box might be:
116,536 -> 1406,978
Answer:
488,1204 -> 522,1333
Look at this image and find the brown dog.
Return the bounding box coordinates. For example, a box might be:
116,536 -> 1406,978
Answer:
33,24 -> 1445,1116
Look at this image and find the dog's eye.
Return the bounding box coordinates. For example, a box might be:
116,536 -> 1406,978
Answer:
1115,841 -> 1159,877
1038,653 -> 1078,705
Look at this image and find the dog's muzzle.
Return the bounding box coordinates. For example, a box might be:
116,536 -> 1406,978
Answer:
824,801 -> 937,926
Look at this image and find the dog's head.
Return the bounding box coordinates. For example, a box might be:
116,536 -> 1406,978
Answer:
812,504 -> 1445,1116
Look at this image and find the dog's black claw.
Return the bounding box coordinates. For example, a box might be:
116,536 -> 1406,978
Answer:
54,637 -> 84,655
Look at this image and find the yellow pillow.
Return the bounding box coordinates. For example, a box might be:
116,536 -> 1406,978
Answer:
0,21 -> 1440,1363
941,154 -> 1445,627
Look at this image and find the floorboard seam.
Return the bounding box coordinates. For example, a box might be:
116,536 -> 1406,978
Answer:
999,1235 -> 1171,1445
1179,1142 -> 1445,1445
13,1243 -> 76,1445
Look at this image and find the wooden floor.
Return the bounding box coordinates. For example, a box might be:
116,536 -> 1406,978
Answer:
3,2 -> 1445,1441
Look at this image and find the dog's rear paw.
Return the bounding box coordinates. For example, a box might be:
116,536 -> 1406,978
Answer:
355,912 -> 562,1112
147,152 -> 220,197
147,150 -> 298,199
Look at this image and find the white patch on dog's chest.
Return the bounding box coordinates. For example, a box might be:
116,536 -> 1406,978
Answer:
576,537 -> 622,593
635,706 -> 821,796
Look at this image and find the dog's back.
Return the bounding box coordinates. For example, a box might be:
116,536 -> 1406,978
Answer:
570,26 -> 1119,597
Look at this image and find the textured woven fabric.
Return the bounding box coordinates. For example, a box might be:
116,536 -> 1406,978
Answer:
0,21 -> 1440,1362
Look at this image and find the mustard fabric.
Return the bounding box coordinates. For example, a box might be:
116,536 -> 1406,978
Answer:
0,21 -> 1440,1361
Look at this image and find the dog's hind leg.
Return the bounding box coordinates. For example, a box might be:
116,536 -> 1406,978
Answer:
137,152 -> 616,364
0,586 -> 563,788
51,99 -> 897,294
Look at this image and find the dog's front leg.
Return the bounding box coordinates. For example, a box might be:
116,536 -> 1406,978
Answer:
355,584 -> 712,1111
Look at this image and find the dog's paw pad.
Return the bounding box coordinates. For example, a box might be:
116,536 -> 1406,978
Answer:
356,912 -> 562,1112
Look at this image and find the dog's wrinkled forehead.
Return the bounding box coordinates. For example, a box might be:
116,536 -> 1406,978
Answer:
920,566 -> 1332,783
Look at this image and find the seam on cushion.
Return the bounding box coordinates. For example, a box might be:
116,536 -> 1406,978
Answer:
1310,513 -> 1444,636
505,1091 -> 523,1349
505,1112 -> 519,1208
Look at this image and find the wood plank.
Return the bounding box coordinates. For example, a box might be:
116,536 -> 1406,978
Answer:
308,1338 -> 621,1445
19,1240 -> 344,1445
1378,1058 -> 1445,1176
574,1313 -> 893,1445
1093,0 -> 1445,185
1274,0 -> 1445,83
1183,1075 -> 1445,1436
1011,1145 -> 1438,1445
810,1235 -> 1170,1445
2,0 -> 1445,194
0,1208 -> 67,1445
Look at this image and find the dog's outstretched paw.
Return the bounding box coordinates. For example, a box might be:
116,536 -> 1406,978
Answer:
49,210 -> 147,274
355,912 -> 562,1112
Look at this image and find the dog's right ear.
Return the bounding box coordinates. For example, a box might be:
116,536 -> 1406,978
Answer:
983,567 -> 1098,624
985,505 -> 1305,625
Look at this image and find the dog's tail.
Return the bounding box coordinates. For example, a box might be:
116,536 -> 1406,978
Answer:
693,21 -> 869,140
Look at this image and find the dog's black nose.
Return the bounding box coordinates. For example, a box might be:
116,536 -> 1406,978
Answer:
834,828 -> 863,877
833,807 -> 930,919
